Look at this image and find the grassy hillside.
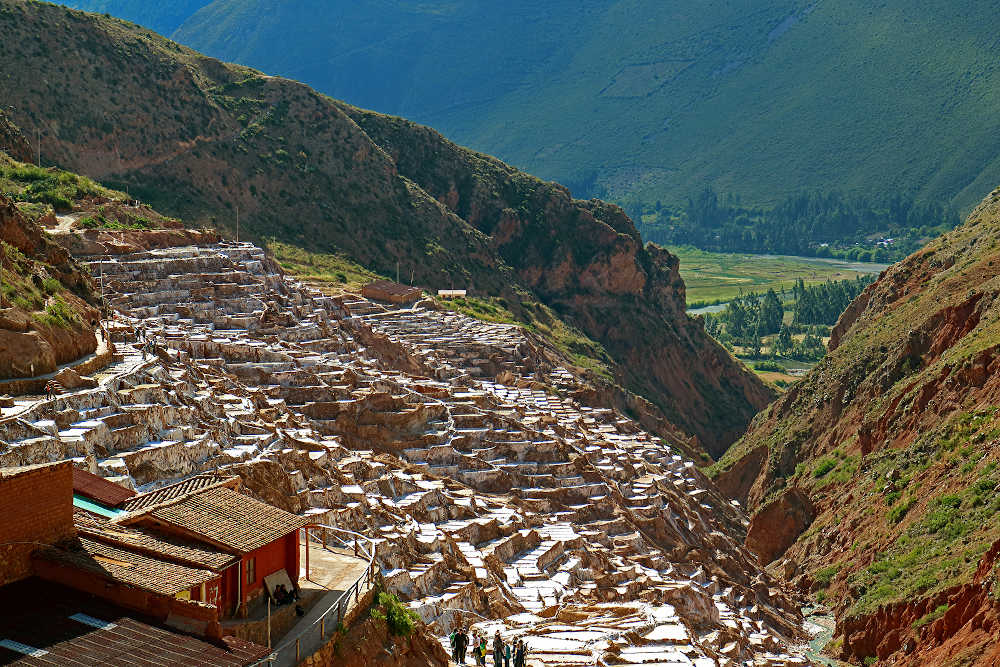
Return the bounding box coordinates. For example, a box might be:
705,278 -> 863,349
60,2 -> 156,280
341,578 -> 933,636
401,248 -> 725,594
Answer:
62,0 -> 1000,218
710,185 -> 1000,662
1,0 -> 774,455
55,0 -> 211,34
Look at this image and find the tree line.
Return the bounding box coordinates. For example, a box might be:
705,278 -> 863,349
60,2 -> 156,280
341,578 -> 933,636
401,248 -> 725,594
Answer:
634,187 -> 959,262
703,276 -> 873,361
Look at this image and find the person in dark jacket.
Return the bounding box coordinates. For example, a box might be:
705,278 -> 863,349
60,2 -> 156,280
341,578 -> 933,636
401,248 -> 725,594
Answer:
514,640 -> 527,667
456,627 -> 469,664
492,631 -> 504,666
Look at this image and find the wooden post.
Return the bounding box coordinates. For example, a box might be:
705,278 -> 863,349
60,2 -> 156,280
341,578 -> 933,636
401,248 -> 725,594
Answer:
320,616 -> 325,639
305,527 -> 310,581
296,638 -> 300,662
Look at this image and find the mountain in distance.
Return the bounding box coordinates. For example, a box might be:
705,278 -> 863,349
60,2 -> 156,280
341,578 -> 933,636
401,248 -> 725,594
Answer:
59,0 -> 1000,217
711,185 -> 1000,664
0,0 -> 773,457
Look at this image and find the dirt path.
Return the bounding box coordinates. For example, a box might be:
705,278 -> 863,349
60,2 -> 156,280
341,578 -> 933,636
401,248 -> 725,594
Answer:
52,214 -> 77,234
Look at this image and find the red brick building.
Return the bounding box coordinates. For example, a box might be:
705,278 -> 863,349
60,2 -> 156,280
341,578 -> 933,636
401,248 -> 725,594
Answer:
0,464 -> 271,664
0,462 -> 75,587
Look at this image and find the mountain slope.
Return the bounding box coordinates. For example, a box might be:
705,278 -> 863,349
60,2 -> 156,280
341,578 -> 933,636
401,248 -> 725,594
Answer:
54,0 -> 211,34
711,185 -> 1000,664
61,0 -> 1000,214
0,0 -> 771,455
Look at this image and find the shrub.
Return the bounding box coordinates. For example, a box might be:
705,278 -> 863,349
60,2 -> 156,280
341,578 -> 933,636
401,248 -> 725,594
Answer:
814,458 -> 838,478
888,497 -> 915,524
36,296 -> 78,328
814,564 -> 840,588
371,592 -> 418,637
913,604 -> 949,629
41,277 -> 62,295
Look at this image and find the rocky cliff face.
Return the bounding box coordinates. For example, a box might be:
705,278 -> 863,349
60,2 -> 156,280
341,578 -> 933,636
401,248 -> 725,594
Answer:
337,106 -> 774,455
712,185 -> 1000,664
0,111 -> 32,163
0,0 -> 771,454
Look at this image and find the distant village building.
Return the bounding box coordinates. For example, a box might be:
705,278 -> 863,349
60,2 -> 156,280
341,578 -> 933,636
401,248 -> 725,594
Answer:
0,461 -> 308,663
362,279 -> 422,304
437,289 -> 467,298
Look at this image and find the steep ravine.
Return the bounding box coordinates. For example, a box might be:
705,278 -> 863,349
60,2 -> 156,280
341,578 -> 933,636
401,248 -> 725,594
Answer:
712,185 -> 1000,665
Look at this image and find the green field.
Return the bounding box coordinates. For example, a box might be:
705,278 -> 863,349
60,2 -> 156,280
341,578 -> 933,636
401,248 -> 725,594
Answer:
669,246 -> 886,307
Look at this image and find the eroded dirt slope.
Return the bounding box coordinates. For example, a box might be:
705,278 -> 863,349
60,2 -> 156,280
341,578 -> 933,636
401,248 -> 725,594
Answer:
713,185 -> 1000,664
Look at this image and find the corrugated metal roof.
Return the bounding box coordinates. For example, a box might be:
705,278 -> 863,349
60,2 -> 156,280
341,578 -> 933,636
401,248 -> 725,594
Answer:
0,578 -> 268,666
72,469 -> 136,507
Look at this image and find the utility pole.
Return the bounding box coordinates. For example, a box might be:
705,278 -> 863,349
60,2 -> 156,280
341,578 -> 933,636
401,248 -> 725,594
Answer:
236,204 -> 239,243
35,128 -> 40,167
100,256 -> 105,314
396,260 -> 400,284
0,243 -> 5,309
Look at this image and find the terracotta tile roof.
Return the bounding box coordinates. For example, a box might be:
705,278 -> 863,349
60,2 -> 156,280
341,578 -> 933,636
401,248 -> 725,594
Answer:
0,578 -> 268,666
72,468 -> 137,507
75,509 -> 237,572
119,474 -> 231,514
148,487 -> 308,554
35,535 -> 217,597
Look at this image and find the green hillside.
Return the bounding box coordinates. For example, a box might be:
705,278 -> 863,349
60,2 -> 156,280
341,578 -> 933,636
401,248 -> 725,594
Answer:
57,0 -> 1000,219
55,0 -> 211,34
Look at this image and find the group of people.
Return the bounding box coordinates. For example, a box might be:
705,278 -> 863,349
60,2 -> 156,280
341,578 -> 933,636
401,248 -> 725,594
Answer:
449,627 -> 529,666
138,325 -> 156,359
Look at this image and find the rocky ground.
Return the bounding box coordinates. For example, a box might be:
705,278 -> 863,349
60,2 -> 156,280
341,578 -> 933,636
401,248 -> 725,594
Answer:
0,234 -> 812,665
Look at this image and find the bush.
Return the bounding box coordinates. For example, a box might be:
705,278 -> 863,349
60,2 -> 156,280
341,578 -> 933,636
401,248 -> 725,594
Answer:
888,497 -> 915,524
36,296 -> 78,328
814,564 -> 840,587
753,360 -> 783,372
371,592 -> 418,637
913,604 -> 949,629
814,458 -> 838,478
42,277 -> 62,295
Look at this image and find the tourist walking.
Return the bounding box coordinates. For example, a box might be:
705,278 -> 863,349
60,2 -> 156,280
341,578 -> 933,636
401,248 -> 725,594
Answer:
492,631 -> 504,666
477,635 -> 488,666
450,627 -> 461,664
455,626 -> 469,665
513,640 -> 527,667
504,640 -> 511,667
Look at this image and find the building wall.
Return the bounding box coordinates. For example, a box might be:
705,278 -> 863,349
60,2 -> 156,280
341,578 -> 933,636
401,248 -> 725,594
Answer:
244,531 -> 298,602
33,557 -> 222,638
0,462 -> 75,586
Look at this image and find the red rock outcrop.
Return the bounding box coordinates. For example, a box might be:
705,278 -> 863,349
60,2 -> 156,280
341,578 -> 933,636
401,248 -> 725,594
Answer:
839,538 -> 1000,666
745,488 -> 814,565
